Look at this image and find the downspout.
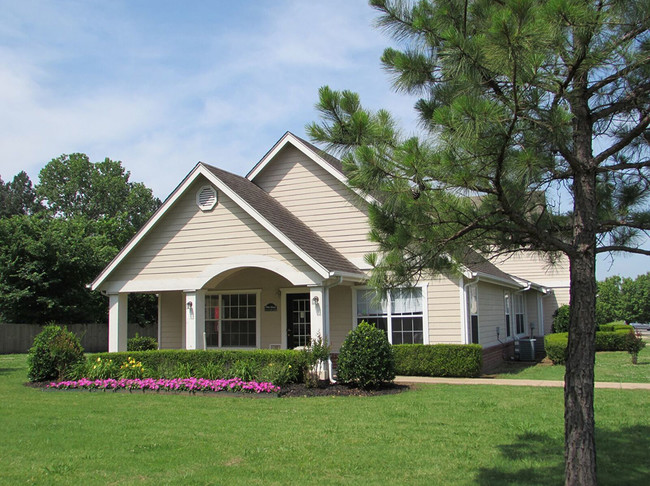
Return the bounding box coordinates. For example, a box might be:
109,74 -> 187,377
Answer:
325,275 -> 344,383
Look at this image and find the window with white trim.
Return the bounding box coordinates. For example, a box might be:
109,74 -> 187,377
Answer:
356,288 -> 424,344
504,291 -> 512,338
514,293 -> 525,335
468,284 -> 479,344
205,293 -> 257,347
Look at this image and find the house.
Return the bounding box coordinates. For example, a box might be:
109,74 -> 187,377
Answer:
90,132 -> 570,371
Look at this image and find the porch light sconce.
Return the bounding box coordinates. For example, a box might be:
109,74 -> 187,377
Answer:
186,301 -> 193,310
312,296 -> 319,305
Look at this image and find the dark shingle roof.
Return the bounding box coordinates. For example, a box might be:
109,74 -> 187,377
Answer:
202,163 -> 363,277
461,250 -> 521,287
293,135 -> 345,174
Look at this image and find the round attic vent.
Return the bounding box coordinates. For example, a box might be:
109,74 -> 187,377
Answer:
196,185 -> 217,211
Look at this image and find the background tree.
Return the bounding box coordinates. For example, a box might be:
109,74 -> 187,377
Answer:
620,272 -> 650,323
596,276 -> 622,325
308,1 -> 649,483
0,171 -> 43,217
0,155 -> 160,324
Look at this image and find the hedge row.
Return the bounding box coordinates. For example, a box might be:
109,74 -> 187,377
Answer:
597,323 -> 632,332
545,329 -> 634,365
393,344 -> 483,377
91,349 -> 309,381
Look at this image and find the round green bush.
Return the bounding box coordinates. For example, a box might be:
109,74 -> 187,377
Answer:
336,321 -> 396,389
27,325 -> 85,382
127,333 -> 158,351
552,305 -> 570,333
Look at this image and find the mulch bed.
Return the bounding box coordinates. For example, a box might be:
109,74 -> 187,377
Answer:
278,382 -> 410,397
25,380 -> 410,398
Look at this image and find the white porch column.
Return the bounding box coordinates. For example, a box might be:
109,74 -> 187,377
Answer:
108,293 -> 128,352
184,290 -> 205,350
309,286 -> 325,342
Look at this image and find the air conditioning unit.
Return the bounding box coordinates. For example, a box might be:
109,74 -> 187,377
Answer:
514,338 -> 536,361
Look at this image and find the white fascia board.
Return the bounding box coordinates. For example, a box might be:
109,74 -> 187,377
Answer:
246,132 -> 379,206
329,270 -> 368,282
199,166 -> 331,280
91,163 -> 205,291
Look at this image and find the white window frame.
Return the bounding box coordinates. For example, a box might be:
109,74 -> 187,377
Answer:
352,284 -> 429,345
504,291 -> 512,339
514,292 -> 526,336
204,289 -> 261,349
468,284 -> 479,344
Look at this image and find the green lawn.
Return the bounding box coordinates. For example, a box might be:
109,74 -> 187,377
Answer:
494,345 -> 650,383
1,355 -> 648,485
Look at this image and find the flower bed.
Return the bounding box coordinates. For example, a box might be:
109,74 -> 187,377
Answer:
47,377 -> 280,394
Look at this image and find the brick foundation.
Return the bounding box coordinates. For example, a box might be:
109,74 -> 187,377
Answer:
481,337 -> 546,374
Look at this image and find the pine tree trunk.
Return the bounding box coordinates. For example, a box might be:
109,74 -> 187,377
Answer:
564,111 -> 598,485
565,252 -> 597,485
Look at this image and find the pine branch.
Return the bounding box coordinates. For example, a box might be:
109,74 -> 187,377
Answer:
596,246 -> 650,256
594,113 -> 650,165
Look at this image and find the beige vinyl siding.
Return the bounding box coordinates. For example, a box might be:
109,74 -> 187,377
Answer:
525,291 -> 539,336
543,286 -> 570,334
108,177 -> 314,285
491,251 -> 570,285
476,282 -> 506,348
329,285 -> 353,352
254,145 -> 377,264
159,291 -> 183,349
209,268 -> 289,349
426,276 -> 463,344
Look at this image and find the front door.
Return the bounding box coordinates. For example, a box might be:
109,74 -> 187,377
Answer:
287,293 -> 310,349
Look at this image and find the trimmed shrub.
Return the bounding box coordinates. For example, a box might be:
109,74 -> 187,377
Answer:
27,325 -> 85,382
544,333 -> 568,364
336,321 -> 396,389
545,328 -> 637,364
597,323 -> 631,332
552,305 -> 571,333
625,332 -> 646,364
90,349 -> 308,382
127,333 -> 158,351
595,329 -> 634,351
393,344 -> 482,377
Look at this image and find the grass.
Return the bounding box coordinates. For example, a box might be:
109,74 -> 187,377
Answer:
1,354 -> 649,485
494,344 -> 650,383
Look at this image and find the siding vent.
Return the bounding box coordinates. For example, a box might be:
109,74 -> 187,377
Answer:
196,185 -> 218,211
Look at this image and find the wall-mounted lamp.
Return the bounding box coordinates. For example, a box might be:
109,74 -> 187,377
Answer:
186,301 -> 193,310
496,326 -> 500,339
312,296 -> 319,305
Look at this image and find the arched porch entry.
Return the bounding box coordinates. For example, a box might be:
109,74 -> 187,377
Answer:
108,256 -> 356,352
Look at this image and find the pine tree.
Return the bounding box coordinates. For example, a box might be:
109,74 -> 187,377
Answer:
308,1 -> 650,483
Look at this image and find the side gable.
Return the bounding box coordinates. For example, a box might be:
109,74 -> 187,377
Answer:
248,133 -> 378,269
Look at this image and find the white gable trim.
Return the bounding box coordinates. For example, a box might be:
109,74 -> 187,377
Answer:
91,164 -> 333,291
246,132 -> 378,205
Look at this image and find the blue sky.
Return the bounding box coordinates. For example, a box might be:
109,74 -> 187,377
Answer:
0,1 -> 647,280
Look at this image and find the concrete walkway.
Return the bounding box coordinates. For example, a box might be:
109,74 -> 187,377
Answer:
394,376 -> 650,390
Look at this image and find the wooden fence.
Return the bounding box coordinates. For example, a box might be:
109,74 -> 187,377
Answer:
0,323 -> 158,354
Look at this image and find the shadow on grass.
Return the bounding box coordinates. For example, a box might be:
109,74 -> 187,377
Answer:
476,425 -> 650,485
0,367 -> 21,376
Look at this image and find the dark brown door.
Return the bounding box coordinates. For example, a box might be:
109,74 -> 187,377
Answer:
287,293 -> 310,349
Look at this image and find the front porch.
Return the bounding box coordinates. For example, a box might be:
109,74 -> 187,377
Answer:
108,267 -> 356,353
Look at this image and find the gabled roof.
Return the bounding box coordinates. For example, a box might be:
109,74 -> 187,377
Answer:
460,250 -> 526,289
91,162 -> 365,291
202,164 -> 363,277
246,131 -> 377,205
